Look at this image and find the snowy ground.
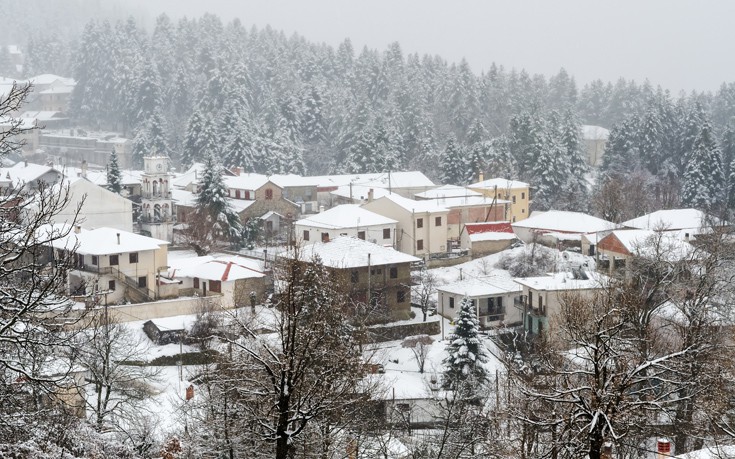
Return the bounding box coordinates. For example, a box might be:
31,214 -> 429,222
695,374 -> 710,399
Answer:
114,245 -> 594,443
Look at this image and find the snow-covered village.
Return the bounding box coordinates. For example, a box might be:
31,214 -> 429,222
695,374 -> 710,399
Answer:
3,1 -> 735,458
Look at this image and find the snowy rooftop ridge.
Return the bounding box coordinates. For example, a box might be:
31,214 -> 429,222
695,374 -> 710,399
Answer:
622,208 -> 718,231
512,210 -> 619,234
294,236 -> 420,268
379,193 -> 449,213
415,185 -> 482,199
468,177 -> 530,189
438,275 -> 522,297
514,270 -> 607,291
294,204 -> 397,229
48,227 -> 169,255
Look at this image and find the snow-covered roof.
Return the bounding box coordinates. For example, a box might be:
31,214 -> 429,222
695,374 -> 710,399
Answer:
29,74 -> 75,86
377,194 -> 449,213
295,204 -> 397,230
269,174 -> 322,188
468,177 -> 530,190
514,270 -> 606,292
260,211 -> 283,220
512,210 -> 618,234
330,185 -> 391,201
438,276 -> 521,297
295,236 -> 420,268
172,188 -> 254,213
61,166 -> 142,186
39,86 -> 74,94
600,229 -> 695,261
675,445 -> 735,458
415,185 -> 482,199
622,208 -> 716,231
469,232 -> 517,243
581,125 -> 610,140
223,173 -> 271,191
49,227 -> 169,255
168,255 -> 264,282
433,195 -> 510,208
0,162 -> 60,188
18,110 -> 65,121
0,115 -> 36,130
308,171 -> 435,190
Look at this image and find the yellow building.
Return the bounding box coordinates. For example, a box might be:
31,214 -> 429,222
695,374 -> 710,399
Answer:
468,177 -> 530,222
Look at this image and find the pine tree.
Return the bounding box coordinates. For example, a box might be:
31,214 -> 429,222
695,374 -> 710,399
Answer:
682,120 -> 725,210
440,135 -> 467,185
107,148 -> 123,194
531,129 -> 567,210
223,119 -> 255,171
181,109 -> 205,168
187,153 -> 243,254
345,127 -> 380,173
442,297 -> 487,390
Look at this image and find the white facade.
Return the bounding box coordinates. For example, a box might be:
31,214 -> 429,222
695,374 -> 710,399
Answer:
437,276 -> 522,327
294,204 -> 397,245
56,177 -> 133,232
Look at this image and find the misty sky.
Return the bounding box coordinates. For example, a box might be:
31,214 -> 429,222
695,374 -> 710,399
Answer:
127,0 -> 735,93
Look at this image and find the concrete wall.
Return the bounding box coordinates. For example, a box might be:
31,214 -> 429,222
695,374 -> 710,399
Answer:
82,295 -> 225,323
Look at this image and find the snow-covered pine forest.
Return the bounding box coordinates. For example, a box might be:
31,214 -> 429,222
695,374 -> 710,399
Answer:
5,1 -> 735,216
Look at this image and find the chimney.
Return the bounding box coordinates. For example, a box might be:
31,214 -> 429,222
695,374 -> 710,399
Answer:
81,160 -> 88,178
477,171 -> 484,183
368,188 -> 374,203
236,166 -> 244,176
656,439 -> 671,458
319,205 -> 325,213
116,233 -> 120,245
74,224 -> 81,234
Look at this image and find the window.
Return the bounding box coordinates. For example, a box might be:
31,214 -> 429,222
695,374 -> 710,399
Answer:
370,268 -> 382,275
435,216 -> 442,226
397,290 -> 406,303
245,191 -> 251,200
303,230 -> 310,241
416,239 -> 424,251
235,190 -> 241,199
449,297 -> 455,309
522,208 -> 525,214
194,277 -> 199,289
110,254 -> 119,266
91,255 -> 98,266
129,252 -> 139,263
138,276 -> 147,288
383,228 -> 391,239
108,280 -> 116,291
351,270 -> 359,283
321,232 -> 330,242
358,231 -> 366,240
512,195 -> 517,204
539,295 -> 544,314
521,192 -> 525,199
210,280 -> 221,293
416,218 -> 423,228
265,189 -> 273,200
390,266 -> 398,279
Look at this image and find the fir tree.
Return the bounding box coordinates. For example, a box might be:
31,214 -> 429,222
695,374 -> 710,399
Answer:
442,297 -> 487,390
187,153 -> 243,254
106,148 -> 123,194
181,109 -> 205,168
682,120 -> 725,210
223,119 -> 255,171
440,135 -> 467,185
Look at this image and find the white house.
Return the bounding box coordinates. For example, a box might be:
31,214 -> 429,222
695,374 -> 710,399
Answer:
437,276 -> 522,327
294,204 -> 398,245
48,226 -> 170,305
622,208 -> 721,239
0,161 -> 62,192
167,254 -> 267,306
362,194 -> 450,258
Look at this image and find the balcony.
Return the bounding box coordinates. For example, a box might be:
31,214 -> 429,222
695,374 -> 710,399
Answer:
479,307 -> 506,323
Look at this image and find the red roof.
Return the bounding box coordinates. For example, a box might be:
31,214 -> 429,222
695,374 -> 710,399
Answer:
465,222 -> 514,234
